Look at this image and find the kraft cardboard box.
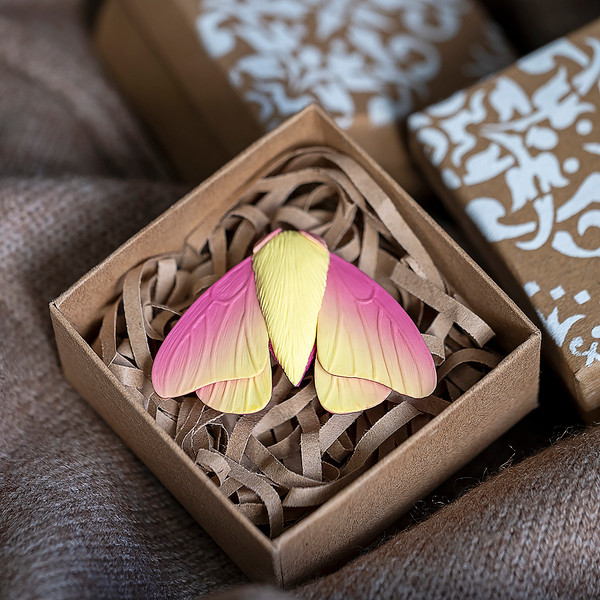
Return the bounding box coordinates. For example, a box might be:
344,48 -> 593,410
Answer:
50,106 -> 540,586
408,19 -> 600,418
93,0 -> 515,198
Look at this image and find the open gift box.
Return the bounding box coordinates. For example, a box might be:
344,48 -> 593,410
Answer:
50,105 -> 540,586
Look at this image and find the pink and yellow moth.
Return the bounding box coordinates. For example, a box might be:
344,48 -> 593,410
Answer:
152,229 -> 436,414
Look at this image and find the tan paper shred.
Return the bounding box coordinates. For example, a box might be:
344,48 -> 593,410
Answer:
95,147 -> 502,538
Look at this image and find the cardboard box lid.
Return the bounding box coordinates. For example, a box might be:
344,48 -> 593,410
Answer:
95,0 -> 516,192
408,19 -> 600,414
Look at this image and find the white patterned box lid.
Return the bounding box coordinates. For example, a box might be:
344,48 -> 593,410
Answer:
408,19 -> 600,413
195,0 -> 515,188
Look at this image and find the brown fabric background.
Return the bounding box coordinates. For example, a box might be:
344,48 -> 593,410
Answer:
481,0 -> 600,53
0,1 -> 597,599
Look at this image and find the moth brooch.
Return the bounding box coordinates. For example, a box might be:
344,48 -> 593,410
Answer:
152,229 -> 436,414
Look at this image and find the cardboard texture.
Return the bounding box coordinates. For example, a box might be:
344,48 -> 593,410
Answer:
51,106 -> 540,586
93,0 -> 515,197
409,19 -> 600,417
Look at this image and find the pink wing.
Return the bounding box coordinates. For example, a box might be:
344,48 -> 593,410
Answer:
314,358 -> 390,414
316,254 -> 436,412
196,360 -> 272,414
152,256 -> 270,399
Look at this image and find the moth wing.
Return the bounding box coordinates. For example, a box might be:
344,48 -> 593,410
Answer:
314,358 -> 390,414
196,360 -> 272,414
152,257 -> 270,398
316,254 -> 436,408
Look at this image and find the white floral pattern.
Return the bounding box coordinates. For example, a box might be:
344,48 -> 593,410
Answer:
195,0 -> 513,130
527,280 -> 600,370
410,36 -> 600,258
409,31 -> 600,374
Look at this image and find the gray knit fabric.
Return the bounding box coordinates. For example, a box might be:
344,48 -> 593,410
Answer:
0,0 -> 166,179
